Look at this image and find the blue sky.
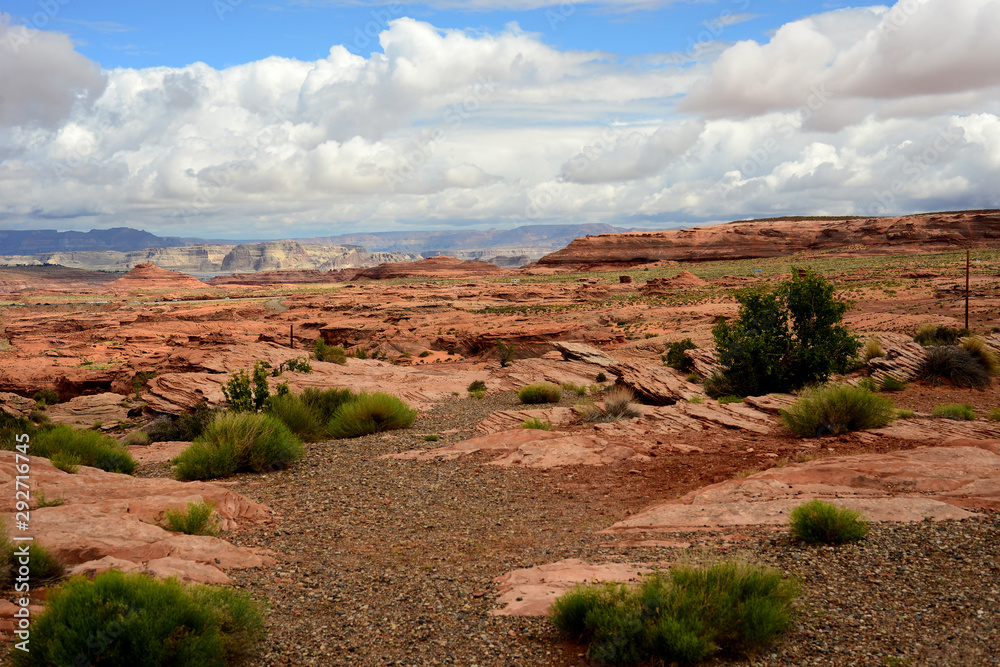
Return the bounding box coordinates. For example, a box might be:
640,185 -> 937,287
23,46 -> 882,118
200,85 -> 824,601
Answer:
1,0 -> 999,239
5,1 -> 839,70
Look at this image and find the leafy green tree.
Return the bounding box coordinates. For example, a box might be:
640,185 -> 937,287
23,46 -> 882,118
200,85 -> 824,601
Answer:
712,270 -> 859,396
221,361 -> 272,412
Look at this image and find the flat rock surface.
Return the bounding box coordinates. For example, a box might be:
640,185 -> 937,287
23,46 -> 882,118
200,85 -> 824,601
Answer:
0,451 -> 275,584
607,444 -> 999,533
492,558 -> 656,616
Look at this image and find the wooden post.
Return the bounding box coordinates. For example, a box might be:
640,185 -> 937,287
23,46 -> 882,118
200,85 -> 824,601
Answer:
965,250 -> 970,330
290,324 -> 294,349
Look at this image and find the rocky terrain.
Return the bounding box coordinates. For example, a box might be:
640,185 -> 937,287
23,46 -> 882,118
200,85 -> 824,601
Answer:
0,216 -> 998,665
537,210 -> 1000,268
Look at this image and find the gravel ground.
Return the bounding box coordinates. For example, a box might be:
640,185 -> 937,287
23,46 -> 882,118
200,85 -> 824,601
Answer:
208,392 -> 1000,667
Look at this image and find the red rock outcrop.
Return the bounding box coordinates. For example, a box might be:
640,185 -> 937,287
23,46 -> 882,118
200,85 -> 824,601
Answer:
206,268 -> 362,285
537,210 -> 1000,268
107,262 -> 206,292
354,256 -> 502,280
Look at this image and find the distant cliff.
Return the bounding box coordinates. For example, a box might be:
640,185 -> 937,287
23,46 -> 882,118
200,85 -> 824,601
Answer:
0,228 -> 186,254
0,241 -> 415,273
536,211 -> 1000,268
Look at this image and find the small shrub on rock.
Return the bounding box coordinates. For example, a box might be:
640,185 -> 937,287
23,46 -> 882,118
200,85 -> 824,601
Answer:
145,404 -> 219,442
595,372 -> 607,383
467,380 -> 487,392
550,562 -> 798,665
913,323 -> 968,346
32,388 -> 59,406
663,338 -> 697,371
718,395 -> 744,404
49,451 -> 82,474
521,418 -> 553,430
518,383 -> 563,405
932,403 -> 976,421
789,499 -> 870,544
326,392 -> 417,439
918,345 -> 991,388
11,570 -> 265,667
468,389 -> 485,399
988,408 -> 1000,422
863,336 -> 886,361
574,387 -> 641,423
33,425 -> 136,474
879,375 -> 908,392
163,500 -> 220,536
122,430 -> 150,447
314,338 -> 347,364
780,383 -> 894,437
173,412 -> 304,481
496,339 -> 515,367
0,535 -> 65,587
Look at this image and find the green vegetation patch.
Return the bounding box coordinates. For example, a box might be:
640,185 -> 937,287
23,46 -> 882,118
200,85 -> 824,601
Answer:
173,412 -> 304,481
789,499 -> 870,545
780,383 -> 894,438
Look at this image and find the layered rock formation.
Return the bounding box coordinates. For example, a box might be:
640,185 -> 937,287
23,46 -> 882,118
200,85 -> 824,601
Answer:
106,263 -> 207,292
353,255 -> 503,280
537,210 -> 1000,268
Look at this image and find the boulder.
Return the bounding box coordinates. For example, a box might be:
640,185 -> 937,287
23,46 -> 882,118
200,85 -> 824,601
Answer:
608,361 -> 701,405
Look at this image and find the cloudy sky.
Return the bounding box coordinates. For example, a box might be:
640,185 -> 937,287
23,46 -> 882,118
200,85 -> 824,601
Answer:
1,0 -> 999,239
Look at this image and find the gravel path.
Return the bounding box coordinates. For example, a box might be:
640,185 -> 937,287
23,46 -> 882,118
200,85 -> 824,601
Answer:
210,392 -> 1000,667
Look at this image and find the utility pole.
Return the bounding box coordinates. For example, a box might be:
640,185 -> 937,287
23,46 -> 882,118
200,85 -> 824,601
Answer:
290,324 -> 294,349
965,250 -> 970,331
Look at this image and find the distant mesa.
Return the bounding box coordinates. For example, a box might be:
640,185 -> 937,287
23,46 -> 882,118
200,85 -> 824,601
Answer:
107,262 -> 206,291
536,210 -> 1000,268
354,256 -> 503,280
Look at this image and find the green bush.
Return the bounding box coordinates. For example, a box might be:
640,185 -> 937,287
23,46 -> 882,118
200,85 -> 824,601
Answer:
879,375 -> 908,392
0,536 -> 65,587
326,392 -> 417,439
496,339 -> 515,367
314,339 -> 347,364
863,336 -> 886,361
780,383 -> 895,437
596,372 -> 608,383
718,395 -> 744,404
34,488 -> 64,508
918,345 -> 991,389
122,430 -> 150,447
789,499 -> 870,544
163,500 -> 220,536
266,393 -> 326,442
521,418 -> 553,430
352,347 -> 369,360
49,451 -> 82,474
988,408 -> 1000,422
712,270 -> 860,396
663,338 -> 697,371
423,434 -> 439,442
32,425 -> 136,474
960,336 -> 1000,376
467,380 -> 487,392
468,389 -> 485,399
913,323 -> 969,346
32,388 -> 59,406
896,408 -> 915,418
518,383 -> 563,404
173,412 -> 304,481
574,387 -> 641,423
932,403 -> 976,421
0,413 -> 40,450
11,570 -> 265,667
550,562 -> 798,665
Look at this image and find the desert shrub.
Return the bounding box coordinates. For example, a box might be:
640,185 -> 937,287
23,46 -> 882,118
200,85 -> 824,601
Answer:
326,392 -> 417,439
423,434 -> 439,442
122,430 -> 150,447
34,488 -> 64,508
267,393 -> 325,442
132,370 -> 157,398
49,451 -> 81,474
913,323 -> 969,346
173,412 -> 304,481
145,404 -> 219,443
663,338 -> 697,371
932,403 -> 976,421
879,375 -> 908,392
220,361 -> 271,413
561,382 -> 587,396
314,339 -> 347,365
789,499 -> 870,544
282,357 -> 313,374
11,570 -> 265,667
467,380 -> 487,392
468,389 -> 485,399
987,408 -> 1000,422
28,410 -> 50,425
703,369 -> 734,399
0,539 -> 65,587
550,562 -> 798,666
521,418 -> 553,430
712,270 -> 860,396
780,384 -> 895,437
918,345 -> 991,389
418,350 -> 431,358
718,395 -> 744,404
33,425 -> 136,474
896,408 -> 915,418
596,372 -> 608,383
518,383 -> 563,405
863,336 -> 886,361
352,347 -> 369,360
960,336 -> 1000,376
496,339 -> 515,367
32,388 -> 59,406
688,396 -> 705,405
575,387 -> 641,423
0,413 -> 40,451
163,500 -> 220,537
